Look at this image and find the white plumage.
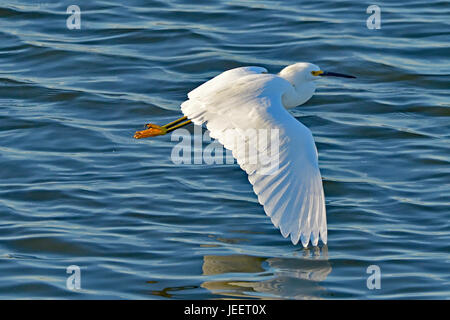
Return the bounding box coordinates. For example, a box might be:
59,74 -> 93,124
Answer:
180,63 -> 327,247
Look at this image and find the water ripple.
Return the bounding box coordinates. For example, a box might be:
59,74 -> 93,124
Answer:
0,0 -> 448,299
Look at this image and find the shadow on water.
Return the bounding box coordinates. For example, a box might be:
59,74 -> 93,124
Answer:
199,246 -> 331,299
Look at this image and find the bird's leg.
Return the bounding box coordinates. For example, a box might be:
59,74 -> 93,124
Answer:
165,118 -> 192,133
159,116 -> 188,129
134,116 -> 192,139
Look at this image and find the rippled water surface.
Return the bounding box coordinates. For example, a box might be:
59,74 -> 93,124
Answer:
0,0 -> 449,299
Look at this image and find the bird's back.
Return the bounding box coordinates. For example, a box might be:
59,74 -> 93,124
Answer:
183,66 -> 293,127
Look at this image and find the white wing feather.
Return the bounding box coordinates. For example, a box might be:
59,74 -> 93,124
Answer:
181,67 -> 327,247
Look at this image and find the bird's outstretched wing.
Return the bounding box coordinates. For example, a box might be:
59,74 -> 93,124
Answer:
181,67 -> 327,247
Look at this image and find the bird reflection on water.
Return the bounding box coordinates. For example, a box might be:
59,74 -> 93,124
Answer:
200,246 -> 331,299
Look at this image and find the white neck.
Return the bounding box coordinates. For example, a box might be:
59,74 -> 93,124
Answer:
281,81 -> 316,109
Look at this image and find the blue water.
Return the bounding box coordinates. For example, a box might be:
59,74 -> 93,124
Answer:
0,0 -> 449,299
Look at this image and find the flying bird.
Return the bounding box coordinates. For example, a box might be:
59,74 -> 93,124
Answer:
134,63 -> 355,247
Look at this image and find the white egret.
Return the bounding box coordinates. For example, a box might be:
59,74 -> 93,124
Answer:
134,63 -> 355,247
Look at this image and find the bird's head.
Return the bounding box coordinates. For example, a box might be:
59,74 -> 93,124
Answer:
280,62 -> 356,86
279,62 -> 321,85
279,62 -> 355,108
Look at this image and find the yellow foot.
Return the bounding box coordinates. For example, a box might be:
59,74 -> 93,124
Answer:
133,124 -> 167,139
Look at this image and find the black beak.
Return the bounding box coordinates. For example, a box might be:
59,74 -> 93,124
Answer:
319,71 -> 356,79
